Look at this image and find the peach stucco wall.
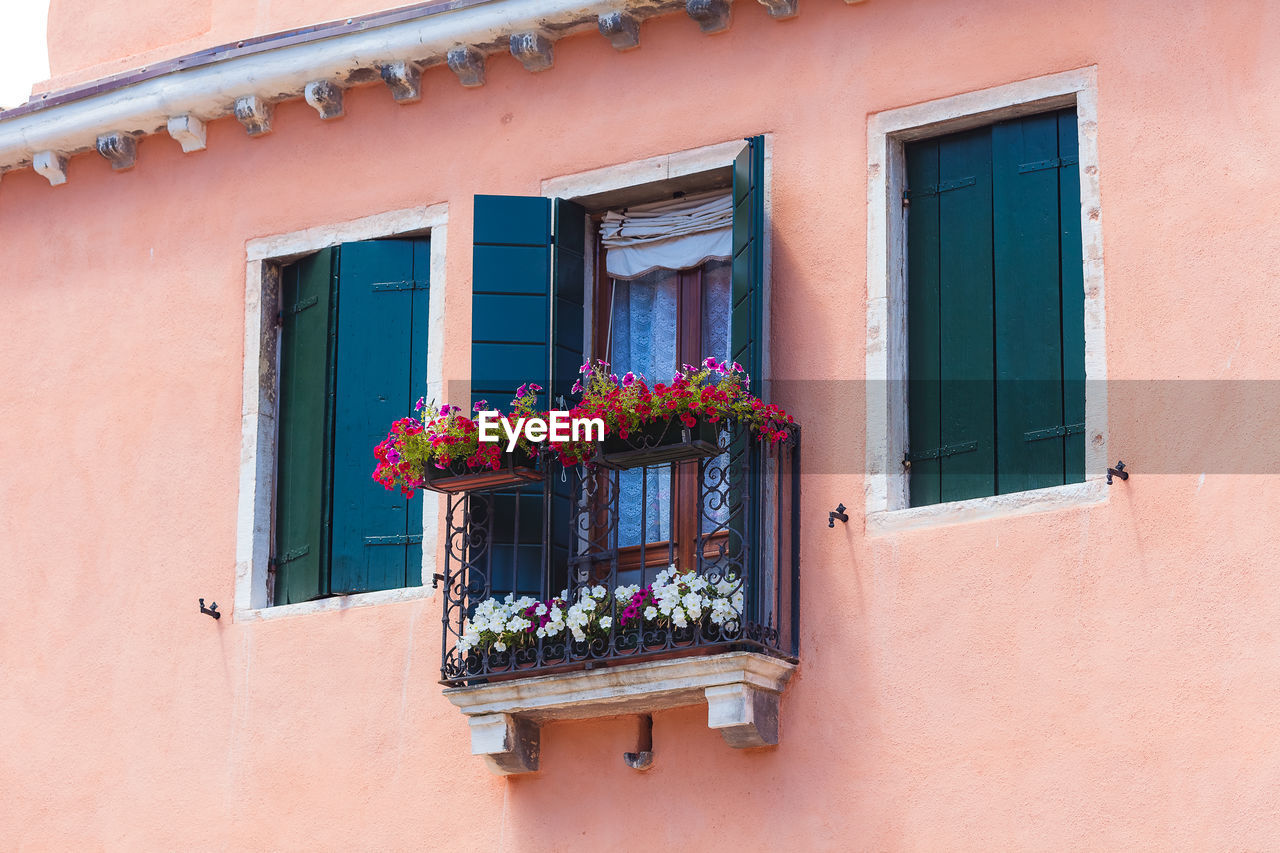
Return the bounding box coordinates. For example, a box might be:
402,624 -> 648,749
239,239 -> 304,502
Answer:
3,0 -> 1280,849
42,0 -> 409,91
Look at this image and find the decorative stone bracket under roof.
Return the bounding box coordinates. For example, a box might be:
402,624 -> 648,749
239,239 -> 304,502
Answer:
0,0 -> 866,191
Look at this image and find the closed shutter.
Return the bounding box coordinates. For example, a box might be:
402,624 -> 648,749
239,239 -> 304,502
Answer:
906,129 -> 997,505
330,238 -> 430,594
906,108 -> 1084,507
470,195 -> 585,598
274,249 -> 337,604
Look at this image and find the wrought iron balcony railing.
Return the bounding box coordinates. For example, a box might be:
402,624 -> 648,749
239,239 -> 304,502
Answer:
438,426 -> 800,686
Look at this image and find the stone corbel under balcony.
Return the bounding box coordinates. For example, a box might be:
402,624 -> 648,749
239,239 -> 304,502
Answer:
443,651 -> 796,776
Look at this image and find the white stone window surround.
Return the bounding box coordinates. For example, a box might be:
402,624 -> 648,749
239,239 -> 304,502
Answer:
234,204 -> 448,622
864,67 -> 1109,533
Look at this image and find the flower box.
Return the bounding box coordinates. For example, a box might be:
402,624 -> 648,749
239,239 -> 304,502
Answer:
421,451 -> 543,494
595,417 -> 725,470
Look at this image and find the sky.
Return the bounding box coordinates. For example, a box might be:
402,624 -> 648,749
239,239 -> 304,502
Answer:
0,0 -> 52,109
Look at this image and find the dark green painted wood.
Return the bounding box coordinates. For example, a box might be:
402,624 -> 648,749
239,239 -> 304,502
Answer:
1058,108 -> 1086,484
906,139 -> 943,507
472,195 -> 553,410
938,128 -> 997,503
275,249 -> 336,604
549,198 -> 587,596
993,112 -> 1066,494
330,238 -> 428,594
731,137 -> 765,396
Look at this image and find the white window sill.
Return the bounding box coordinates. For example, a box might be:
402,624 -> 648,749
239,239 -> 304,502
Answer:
867,478 -> 1108,535
442,651 -> 797,775
235,584 -> 433,622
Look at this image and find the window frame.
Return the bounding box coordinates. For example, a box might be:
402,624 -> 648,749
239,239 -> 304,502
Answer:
542,139 -> 772,583
865,67 -> 1108,531
234,204 -> 448,620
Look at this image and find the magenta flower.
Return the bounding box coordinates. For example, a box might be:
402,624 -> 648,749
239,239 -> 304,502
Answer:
415,397 -> 426,411
571,379 -> 583,394
473,399 -> 488,412
622,371 -> 636,386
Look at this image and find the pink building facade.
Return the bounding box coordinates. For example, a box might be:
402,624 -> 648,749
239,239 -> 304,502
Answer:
3,0 -> 1279,848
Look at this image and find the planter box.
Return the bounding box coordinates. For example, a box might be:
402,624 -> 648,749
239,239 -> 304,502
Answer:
596,417 -> 724,470
421,451 -> 543,493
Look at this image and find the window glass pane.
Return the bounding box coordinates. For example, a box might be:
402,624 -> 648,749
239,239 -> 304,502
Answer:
699,258 -> 733,537
610,269 -> 678,550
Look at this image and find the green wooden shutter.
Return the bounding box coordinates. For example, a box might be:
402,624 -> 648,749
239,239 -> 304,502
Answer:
330,238 -> 429,594
906,129 -> 998,506
275,249 -> 337,604
730,137 -> 766,605
471,196 -> 556,598
907,109 -> 1084,507
731,136 -> 765,395
549,199 -> 586,597
472,195 -> 553,410
1058,108 -> 1086,484
993,111 -> 1069,494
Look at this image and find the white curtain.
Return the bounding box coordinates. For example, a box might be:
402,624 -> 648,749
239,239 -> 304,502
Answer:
611,269 -> 678,548
601,191 -> 732,281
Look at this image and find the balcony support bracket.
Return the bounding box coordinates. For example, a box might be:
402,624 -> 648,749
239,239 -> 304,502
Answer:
468,713 -> 541,775
705,683 -> 781,747
445,652 -> 795,775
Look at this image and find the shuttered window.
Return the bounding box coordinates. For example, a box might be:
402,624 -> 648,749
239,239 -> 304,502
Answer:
274,237 -> 430,604
469,136 -> 766,597
906,109 -> 1084,507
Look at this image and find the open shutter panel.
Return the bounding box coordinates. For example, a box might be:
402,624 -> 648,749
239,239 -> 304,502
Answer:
549,199 -> 587,596
275,249 -> 336,604
471,195 -> 555,598
330,238 -> 429,594
472,195 -> 553,410
730,136 -> 765,396
730,138 -> 765,604
993,112 -> 1069,494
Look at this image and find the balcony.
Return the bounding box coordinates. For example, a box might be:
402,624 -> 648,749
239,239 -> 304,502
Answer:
437,427 -> 800,774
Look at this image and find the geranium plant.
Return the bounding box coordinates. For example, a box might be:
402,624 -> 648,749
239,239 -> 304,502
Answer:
372,385 -> 543,496
548,357 -> 794,466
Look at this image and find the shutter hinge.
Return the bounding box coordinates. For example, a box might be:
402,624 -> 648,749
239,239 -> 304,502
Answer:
1017,155 -> 1078,174
903,176 -> 976,201
291,295 -> 319,314
370,280 -> 427,292
904,440 -> 978,463
363,534 -> 424,546
1023,422 -> 1084,442
272,544 -> 310,567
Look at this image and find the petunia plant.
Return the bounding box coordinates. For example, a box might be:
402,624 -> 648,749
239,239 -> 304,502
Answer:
454,566 -> 744,657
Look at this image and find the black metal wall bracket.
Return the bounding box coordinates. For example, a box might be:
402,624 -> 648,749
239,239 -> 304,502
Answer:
199,598 -> 221,619
1106,460 -> 1129,485
431,572 -> 445,590
828,503 -> 849,528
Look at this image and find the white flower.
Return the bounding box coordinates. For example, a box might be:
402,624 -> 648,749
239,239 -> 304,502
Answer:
600,616 -> 613,630
591,585 -> 607,600
493,641 -> 507,652
535,603 -> 548,616
644,606 -> 657,620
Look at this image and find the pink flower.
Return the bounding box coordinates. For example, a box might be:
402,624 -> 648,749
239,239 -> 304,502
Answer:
473,400 -> 488,412
622,372 -> 636,386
